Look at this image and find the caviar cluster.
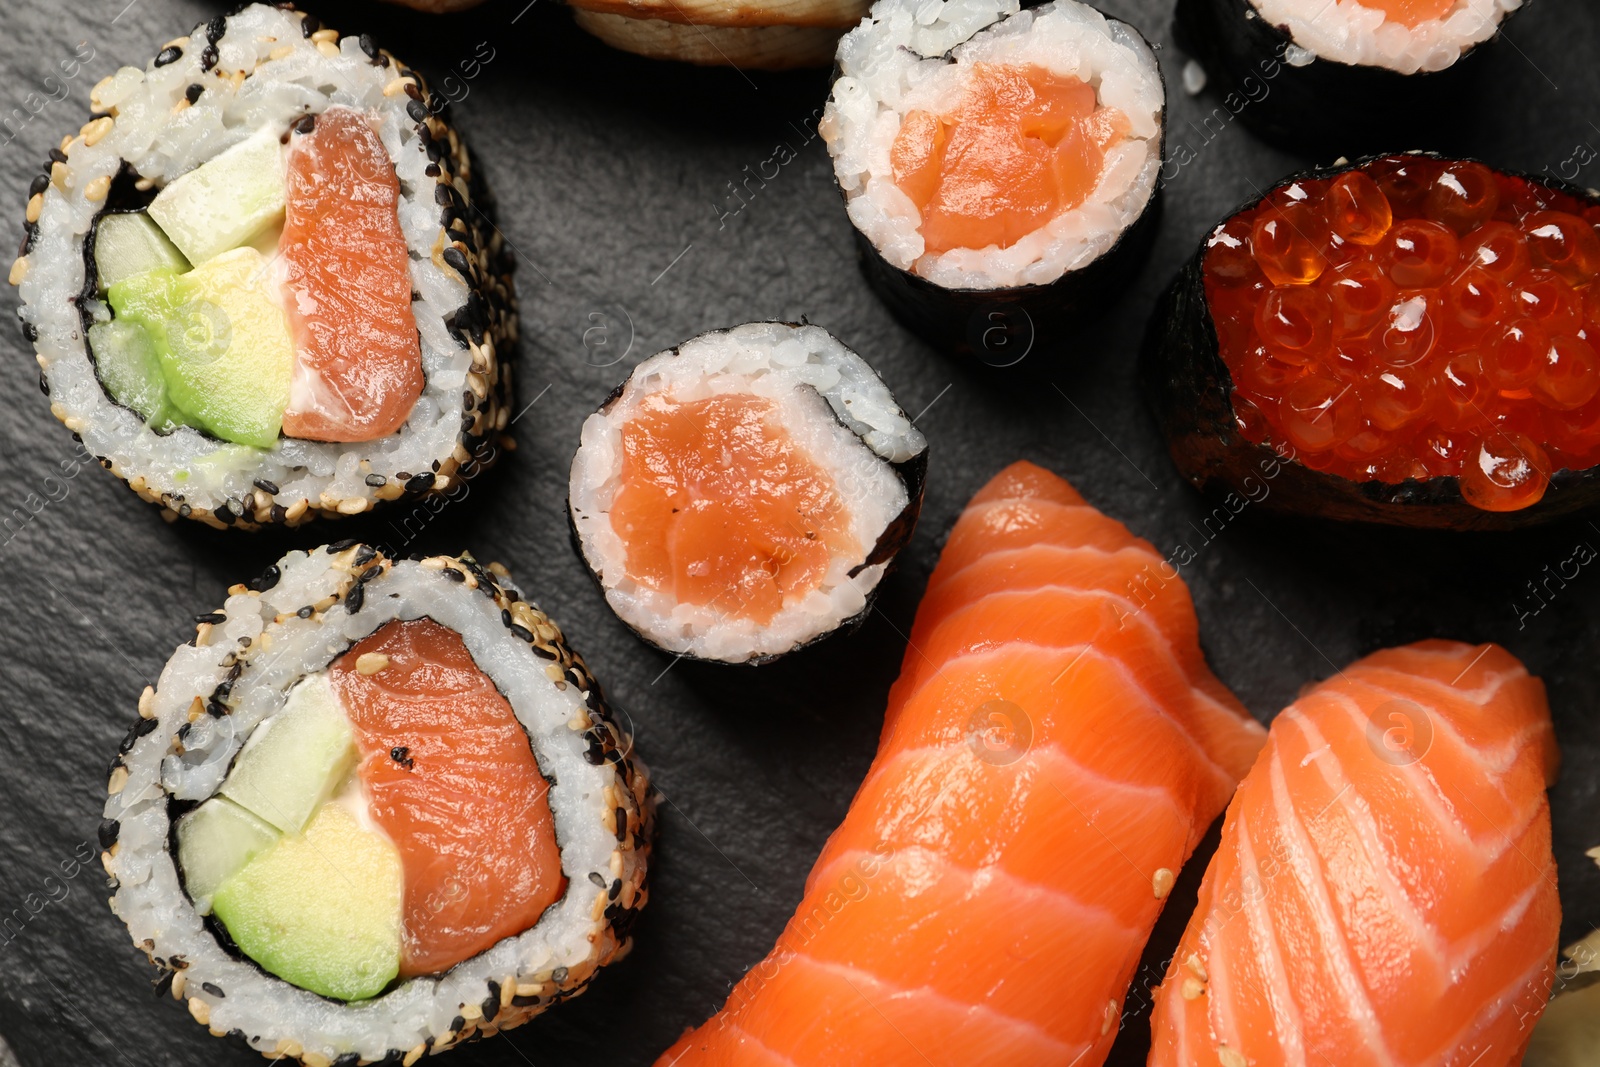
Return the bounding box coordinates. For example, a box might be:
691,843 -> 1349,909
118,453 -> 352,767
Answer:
1203,155 -> 1600,512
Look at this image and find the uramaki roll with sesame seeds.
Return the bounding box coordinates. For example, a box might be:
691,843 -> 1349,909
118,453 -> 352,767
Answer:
12,4 -> 514,531
101,544 -> 651,1064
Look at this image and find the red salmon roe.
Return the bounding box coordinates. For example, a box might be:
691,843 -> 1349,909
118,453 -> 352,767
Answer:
1205,155 -> 1600,512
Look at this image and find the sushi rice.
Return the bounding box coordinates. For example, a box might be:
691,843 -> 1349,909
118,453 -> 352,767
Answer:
570,323 -> 926,663
1248,0 -> 1522,75
822,0 -> 1164,291
102,545 -> 651,1064
13,4 -> 514,530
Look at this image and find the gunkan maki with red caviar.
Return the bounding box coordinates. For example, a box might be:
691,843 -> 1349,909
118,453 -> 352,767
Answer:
1144,152 -> 1600,529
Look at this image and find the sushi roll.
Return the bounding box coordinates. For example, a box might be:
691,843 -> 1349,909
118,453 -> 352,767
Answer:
568,322 -> 926,664
567,0 -> 870,71
821,0 -> 1165,361
1144,152 -> 1600,530
1175,0 -> 1525,151
12,4 -> 514,530
102,544 -> 651,1064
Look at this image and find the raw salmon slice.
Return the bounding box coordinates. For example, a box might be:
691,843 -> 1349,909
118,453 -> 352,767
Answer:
1369,0 -> 1453,26
280,105 -> 423,442
330,618 -> 566,978
657,461 -> 1266,1067
610,392 -> 858,625
891,64 -> 1131,255
1149,640 -> 1561,1067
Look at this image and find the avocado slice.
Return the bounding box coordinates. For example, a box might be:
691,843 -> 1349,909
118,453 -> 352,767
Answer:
220,675 -> 358,835
93,212 -> 190,293
107,247 -> 294,449
147,129 -> 286,266
210,801 -> 402,1001
175,796 -> 281,915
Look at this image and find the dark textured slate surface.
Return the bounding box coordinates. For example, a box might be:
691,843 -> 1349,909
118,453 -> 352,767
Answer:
1,0 -> 1597,1063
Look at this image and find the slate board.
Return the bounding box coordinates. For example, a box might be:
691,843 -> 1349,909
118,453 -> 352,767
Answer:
1,0 -> 1597,1063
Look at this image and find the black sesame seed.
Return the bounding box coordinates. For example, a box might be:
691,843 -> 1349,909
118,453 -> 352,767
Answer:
608,879 -> 621,900
185,83 -> 204,104
207,700 -> 227,718
328,538 -> 358,552
614,808 -> 627,840
201,982 -> 224,998
178,504 -> 192,518
252,563 -> 281,592
214,504 -> 235,525
500,610 -> 512,627
293,114 -> 316,135
531,644 -> 557,660
152,971 -> 175,997
195,612 -> 226,625
205,15 -> 226,42
200,44 -> 219,71
359,564 -> 383,583
28,173 -> 48,198
353,545 -> 377,566
38,373 -> 48,395
442,567 -> 464,582
252,478 -> 279,495
154,46 -> 183,67
551,967 -> 568,982
424,163 -> 440,178
482,991 -> 499,1022
405,472 -> 435,493
587,871 -> 605,888
406,99 -> 428,123
509,624 -> 533,643
344,583 -> 364,614
98,818 -> 120,849
434,183 -> 454,207
358,34 -> 380,60
300,13 -> 320,37
296,605 -> 314,619
442,246 -> 469,276
364,473 -> 386,487
448,1015 -> 464,1035
48,148 -> 68,165
581,747 -> 603,766
120,716 -> 159,754
332,1055 -> 360,1067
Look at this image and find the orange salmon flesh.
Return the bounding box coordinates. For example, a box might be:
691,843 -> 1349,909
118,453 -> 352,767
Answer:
330,618 -> 566,978
891,64 -> 1130,255
280,106 -> 424,443
656,461 -> 1266,1067
609,393 -> 858,625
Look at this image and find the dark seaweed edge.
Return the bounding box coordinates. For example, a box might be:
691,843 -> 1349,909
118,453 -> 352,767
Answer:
1172,0 -> 1528,154
830,3 -> 1167,360
567,321 -> 929,665
1140,149 -> 1600,531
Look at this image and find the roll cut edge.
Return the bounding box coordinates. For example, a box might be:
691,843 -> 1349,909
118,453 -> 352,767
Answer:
569,322 -> 927,664
823,0 -> 1165,361
14,4 -> 515,530
1143,151 -> 1600,530
102,545 -> 651,1064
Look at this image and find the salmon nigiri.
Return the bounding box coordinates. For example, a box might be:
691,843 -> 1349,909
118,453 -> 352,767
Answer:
659,461 -> 1267,1067
1150,641 -> 1562,1067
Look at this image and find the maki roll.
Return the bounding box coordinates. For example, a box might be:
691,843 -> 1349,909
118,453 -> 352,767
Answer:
1145,152 -> 1600,529
1175,0 -> 1524,151
569,322 -> 926,663
821,0 -> 1165,361
102,544 -> 651,1063
12,4 -> 514,530
568,0 -> 870,70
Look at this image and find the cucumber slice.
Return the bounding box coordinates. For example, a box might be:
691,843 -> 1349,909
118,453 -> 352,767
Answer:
175,797 -> 281,915
220,674 -> 357,835
147,129 -> 287,266
92,212 -> 190,293
87,318 -> 176,429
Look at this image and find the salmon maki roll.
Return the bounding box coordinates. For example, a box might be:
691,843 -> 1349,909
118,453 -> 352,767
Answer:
569,322 -> 927,664
1149,641 -> 1561,1067
12,4 -> 513,529
101,545 -> 651,1063
656,461 -> 1266,1066
823,0 -> 1165,360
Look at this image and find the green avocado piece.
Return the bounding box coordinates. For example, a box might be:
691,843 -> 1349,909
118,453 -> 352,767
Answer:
210,802 -> 402,1002
175,796 -> 281,915
93,212 -> 190,293
147,129 -> 286,266
220,675 -> 357,835
87,318 -> 178,429
107,247 -> 293,449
